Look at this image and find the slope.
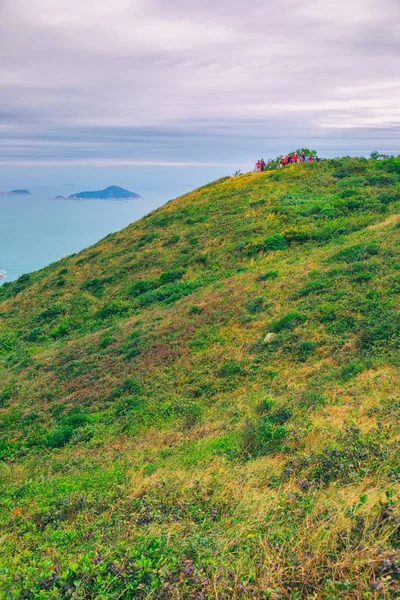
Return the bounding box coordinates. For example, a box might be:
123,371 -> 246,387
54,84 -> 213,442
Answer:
1,157 -> 400,599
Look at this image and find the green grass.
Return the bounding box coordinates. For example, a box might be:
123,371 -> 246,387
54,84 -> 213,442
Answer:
1,157 -> 400,598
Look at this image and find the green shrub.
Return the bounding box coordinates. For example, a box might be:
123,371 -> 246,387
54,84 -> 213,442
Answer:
218,361 -> 247,378
95,301 -> 129,320
0,382 -> 14,407
330,243 -> 378,264
245,297 -> 264,314
271,311 -> 303,332
25,327 -> 44,342
44,425 -> 74,448
241,416 -> 288,458
255,397 -> 276,414
256,270 -> 278,281
340,362 -> 365,381
81,277 -> 105,297
263,234 -> 288,251
39,304 -> 66,322
159,269 -> 185,284
128,279 -> 158,297
162,234 -> 180,246
108,378 -> 143,400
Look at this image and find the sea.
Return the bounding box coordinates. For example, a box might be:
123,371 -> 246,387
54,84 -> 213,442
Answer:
0,167 -> 229,283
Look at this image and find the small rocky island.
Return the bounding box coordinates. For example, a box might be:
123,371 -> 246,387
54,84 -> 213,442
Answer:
68,185 -> 140,200
0,189 -> 32,196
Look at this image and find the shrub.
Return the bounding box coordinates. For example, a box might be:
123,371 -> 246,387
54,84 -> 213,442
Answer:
271,311 -> 303,332
245,297 -> 264,314
263,233 -> 288,251
95,301 -> 129,320
159,269 -> 185,284
255,397 -> 276,414
218,361 -> 246,378
241,417 -> 288,458
330,243 -> 378,264
340,362 -> 365,381
136,232 -> 158,248
25,327 -> 44,342
49,320 -> 70,339
282,227 -> 311,244
0,382 -> 14,407
39,304 -> 66,322
44,425 -> 74,448
81,277 -> 105,297
108,378 -> 143,400
256,270 -> 278,281
128,279 -> 158,297
162,234 -> 180,247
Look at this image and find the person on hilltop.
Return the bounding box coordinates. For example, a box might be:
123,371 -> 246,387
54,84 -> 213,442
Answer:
260,158 -> 266,171
293,153 -> 299,163
255,160 -> 261,172
309,155 -> 315,162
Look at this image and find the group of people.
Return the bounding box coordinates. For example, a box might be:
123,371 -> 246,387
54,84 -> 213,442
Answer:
255,158 -> 266,172
254,153 -> 321,172
279,153 -> 319,167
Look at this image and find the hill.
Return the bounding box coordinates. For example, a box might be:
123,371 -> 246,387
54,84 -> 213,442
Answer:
6,189 -> 31,195
1,157 -> 400,599
69,185 -> 140,200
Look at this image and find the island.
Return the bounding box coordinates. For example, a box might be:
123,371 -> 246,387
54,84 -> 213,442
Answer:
0,189 -> 32,196
68,185 -> 140,200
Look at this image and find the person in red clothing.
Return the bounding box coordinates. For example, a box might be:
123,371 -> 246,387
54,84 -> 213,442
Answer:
293,153 -> 299,163
255,160 -> 261,172
309,156 -> 315,162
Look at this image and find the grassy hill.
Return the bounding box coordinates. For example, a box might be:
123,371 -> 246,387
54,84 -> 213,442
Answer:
1,157 -> 400,599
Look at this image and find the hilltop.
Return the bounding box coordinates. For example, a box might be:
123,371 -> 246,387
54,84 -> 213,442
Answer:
0,157 -> 400,599
69,185 -> 140,200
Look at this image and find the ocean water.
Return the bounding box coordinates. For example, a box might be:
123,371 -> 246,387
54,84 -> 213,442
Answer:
0,167 -> 229,283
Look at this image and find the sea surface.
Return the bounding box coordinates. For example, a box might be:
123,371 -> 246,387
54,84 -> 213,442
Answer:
0,168 -> 228,283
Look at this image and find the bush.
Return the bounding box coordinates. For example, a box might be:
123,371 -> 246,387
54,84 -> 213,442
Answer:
39,304 -> 66,322
44,425 -> 74,448
159,270 -> 185,285
241,417 -> 288,458
263,234 -> 288,251
81,277 -> 105,297
340,362 -> 365,381
162,234 -> 180,247
245,297 -> 264,314
95,301 -> 129,320
330,243 -> 378,264
25,327 -> 44,342
256,270 -> 278,282
271,311 -> 303,332
218,361 -> 247,378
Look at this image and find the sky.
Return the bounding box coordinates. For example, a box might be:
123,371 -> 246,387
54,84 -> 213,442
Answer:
0,0 -> 399,177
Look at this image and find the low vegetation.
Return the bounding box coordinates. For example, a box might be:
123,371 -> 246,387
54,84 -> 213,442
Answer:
1,157 -> 400,598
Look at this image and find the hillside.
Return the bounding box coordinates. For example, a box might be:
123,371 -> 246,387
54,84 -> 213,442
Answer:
1,157 -> 400,599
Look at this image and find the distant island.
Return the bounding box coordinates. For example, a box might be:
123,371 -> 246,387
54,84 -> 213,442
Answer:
68,185 -> 140,200
0,189 -> 32,196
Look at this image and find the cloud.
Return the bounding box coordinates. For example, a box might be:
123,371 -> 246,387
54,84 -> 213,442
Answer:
0,0 -> 399,166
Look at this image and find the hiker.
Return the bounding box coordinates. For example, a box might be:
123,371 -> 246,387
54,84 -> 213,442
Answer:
260,158 -> 266,171
287,155 -> 292,164
293,153 -> 299,164
309,156 -> 315,162
255,160 -> 261,172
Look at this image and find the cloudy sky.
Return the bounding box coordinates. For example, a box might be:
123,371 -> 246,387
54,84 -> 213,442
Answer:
0,0 -> 399,169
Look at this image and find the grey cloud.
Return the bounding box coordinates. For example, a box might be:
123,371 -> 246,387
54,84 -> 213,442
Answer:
0,0 -> 399,166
